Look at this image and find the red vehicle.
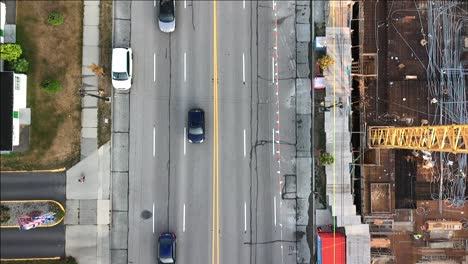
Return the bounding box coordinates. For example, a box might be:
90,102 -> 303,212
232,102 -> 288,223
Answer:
317,232 -> 346,264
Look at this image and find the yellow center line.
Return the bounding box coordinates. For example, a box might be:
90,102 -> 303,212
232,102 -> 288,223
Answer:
212,1 -> 220,264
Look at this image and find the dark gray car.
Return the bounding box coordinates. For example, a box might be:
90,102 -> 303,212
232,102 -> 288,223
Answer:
187,109 -> 205,143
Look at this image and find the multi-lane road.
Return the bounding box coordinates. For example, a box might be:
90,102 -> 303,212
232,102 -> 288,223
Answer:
127,1 -> 292,264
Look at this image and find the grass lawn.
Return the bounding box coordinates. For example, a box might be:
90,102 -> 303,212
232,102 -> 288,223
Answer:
97,0 -> 113,147
0,1 -> 83,170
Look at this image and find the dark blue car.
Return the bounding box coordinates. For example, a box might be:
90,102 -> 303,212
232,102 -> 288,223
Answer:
158,232 -> 176,264
187,109 -> 205,143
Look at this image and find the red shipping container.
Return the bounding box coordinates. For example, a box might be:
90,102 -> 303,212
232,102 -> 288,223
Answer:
317,232 -> 346,264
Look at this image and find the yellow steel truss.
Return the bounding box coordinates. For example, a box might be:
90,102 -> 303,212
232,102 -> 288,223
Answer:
368,125 -> 468,154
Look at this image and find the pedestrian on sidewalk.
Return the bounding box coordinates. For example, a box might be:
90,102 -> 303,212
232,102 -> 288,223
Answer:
78,175 -> 86,183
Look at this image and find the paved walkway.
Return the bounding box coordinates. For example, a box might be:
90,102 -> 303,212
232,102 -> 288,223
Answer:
295,0 -> 312,263
81,0 -> 100,159
64,1 -> 112,264
65,143 -> 110,264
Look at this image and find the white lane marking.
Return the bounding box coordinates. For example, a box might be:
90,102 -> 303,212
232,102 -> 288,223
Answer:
184,0 -> 186,8
272,128 -> 275,155
183,204 -> 186,232
243,129 -> 246,157
242,53 -> 245,84
184,52 -> 187,82
274,196 -> 277,227
244,202 -> 247,231
272,0 -> 275,10
272,57 -> 274,83
153,53 -> 156,82
281,244 -> 284,264
154,0 -> 156,7
153,126 -> 156,157
243,0 -> 245,9
152,203 -> 155,233
184,127 -> 187,155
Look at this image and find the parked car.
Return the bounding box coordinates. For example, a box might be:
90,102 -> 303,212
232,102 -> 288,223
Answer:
111,48 -> 133,90
158,0 -> 175,33
157,232 -> 176,264
187,109 -> 205,143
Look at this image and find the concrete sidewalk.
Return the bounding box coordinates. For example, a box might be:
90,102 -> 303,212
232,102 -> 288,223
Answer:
80,0 -> 101,159
64,1 -> 112,264
65,143 -> 111,264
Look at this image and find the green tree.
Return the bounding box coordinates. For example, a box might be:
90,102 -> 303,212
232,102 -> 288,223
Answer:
0,205 -> 10,224
0,44 -> 23,62
47,12 -> 64,26
317,54 -> 335,71
40,79 -> 61,94
49,202 -> 65,221
319,153 -> 335,165
10,58 -> 30,73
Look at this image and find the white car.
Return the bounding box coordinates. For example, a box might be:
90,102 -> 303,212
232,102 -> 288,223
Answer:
159,0 -> 175,33
112,48 -> 133,90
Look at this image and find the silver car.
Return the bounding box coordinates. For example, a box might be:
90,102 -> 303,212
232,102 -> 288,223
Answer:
159,0 -> 175,33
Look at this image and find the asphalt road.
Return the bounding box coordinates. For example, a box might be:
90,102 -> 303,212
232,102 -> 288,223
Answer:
127,1 -> 283,263
0,226 -> 65,259
0,172 -> 66,204
0,172 -> 66,259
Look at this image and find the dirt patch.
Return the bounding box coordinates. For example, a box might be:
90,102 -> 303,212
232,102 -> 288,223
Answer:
0,1 -> 83,170
97,0 -> 113,147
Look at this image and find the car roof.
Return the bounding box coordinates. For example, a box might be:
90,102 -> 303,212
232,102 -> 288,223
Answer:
112,48 -> 129,72
159,233 -> 174,257
189,109 -> 203,119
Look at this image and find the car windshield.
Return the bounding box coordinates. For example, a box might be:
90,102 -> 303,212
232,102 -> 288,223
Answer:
159,258 -> 174,264
159,1 -> 174,22
189,127 -> 203,135
112,72 -> 128,81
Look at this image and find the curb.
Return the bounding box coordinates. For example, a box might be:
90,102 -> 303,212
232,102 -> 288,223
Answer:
0,167 -> 66,173
0,257 -> 61,262
0,200 -> 65,228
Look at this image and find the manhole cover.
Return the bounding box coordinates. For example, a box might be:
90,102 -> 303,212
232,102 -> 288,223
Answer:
141,210 -> 152,219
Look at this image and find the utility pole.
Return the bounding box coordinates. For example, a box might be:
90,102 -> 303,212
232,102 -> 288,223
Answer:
319,101 -> 344,112
79,89 -> 111,102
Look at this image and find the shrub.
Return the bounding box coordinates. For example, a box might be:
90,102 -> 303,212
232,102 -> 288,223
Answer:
40,79 -> 61,94
317,54 -> 335,71
0,205 -> 10,224
87,63 -> 105,77
63,256 -> 78,264
320,153 -> 335,165
10,58 -> 30,73
47,12 -> 64,26
0,44 -> 23,61
49,202 -> 65,221
314,22 -> 326,37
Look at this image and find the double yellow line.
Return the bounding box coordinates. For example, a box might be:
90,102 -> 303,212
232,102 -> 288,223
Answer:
211,1 -> 220,264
